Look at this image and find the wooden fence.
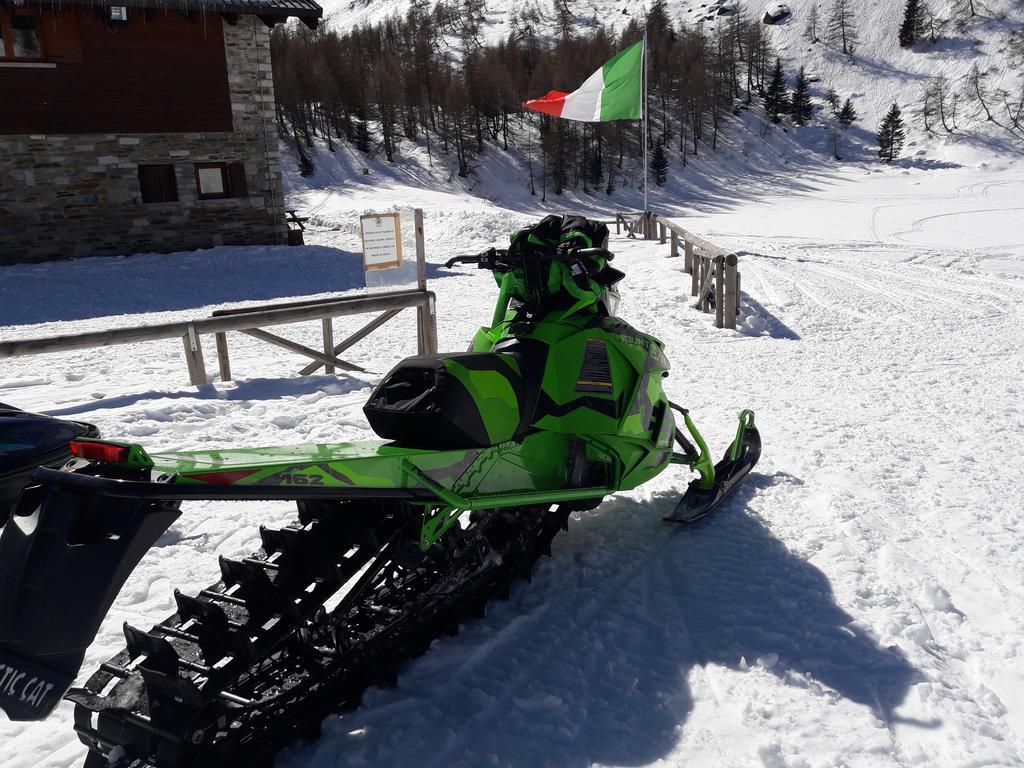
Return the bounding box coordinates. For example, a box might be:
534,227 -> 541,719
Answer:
615,210 -> 740,330
0,209 -> 439,385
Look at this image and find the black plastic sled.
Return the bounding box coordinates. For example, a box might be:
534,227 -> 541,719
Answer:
0,404 -> 99,526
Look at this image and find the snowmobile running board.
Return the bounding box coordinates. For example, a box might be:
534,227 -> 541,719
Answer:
28,466 -> 441,501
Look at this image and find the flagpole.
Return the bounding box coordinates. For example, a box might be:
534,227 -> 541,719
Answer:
642,28 -> 648,214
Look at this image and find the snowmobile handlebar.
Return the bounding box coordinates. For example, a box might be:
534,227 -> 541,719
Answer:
444,246 -> 613,272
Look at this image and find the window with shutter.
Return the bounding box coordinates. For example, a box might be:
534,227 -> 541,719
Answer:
0,12 -> 43,59
195,162 -> 249,199
138,165 -> 178,204
194,163 -> 229,199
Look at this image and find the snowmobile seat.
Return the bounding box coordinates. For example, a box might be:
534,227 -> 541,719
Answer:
364,345 -> 544,450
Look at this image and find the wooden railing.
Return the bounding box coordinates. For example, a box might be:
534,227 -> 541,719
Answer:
0,290 -> 438,386
614,211 -> 741,330
0,209 -> 439,385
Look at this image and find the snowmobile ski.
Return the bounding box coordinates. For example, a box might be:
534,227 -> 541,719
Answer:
664,410 -> 761,523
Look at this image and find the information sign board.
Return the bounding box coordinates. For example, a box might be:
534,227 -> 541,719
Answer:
360,213 -> 403,271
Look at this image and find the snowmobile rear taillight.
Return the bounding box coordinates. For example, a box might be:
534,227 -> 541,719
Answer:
70,440 -> 130,464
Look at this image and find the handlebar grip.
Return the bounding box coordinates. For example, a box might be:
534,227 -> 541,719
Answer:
573,247 -> 613,259
444,255 -> 482,268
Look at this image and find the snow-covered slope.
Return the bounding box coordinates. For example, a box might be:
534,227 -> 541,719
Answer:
319,0 -> 1024,157
764,0 -> 1024,150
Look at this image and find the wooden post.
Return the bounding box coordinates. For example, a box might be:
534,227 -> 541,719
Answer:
724,254 -> 738,330
322,318 -> 335,374
714,256 -> 725,328
684,240 -> 693,274
182,324 -> 208,386
702,258 -> 714,312
615,214 -> 621,235
659,220 -> 666,244
419,295 -> 438,355
670,230 -> 678,258
413,208 -> 432,354
214,332 -> 231,382
414,208 -> 427,292
691,252 -> 700,297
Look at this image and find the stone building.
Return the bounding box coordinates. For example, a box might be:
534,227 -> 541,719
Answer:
0,0 -> 321,264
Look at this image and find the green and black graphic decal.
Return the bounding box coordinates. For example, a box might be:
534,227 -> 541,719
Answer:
576,339 -> 613,393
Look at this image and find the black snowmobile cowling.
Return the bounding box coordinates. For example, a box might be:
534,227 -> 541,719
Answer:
0,404 -> 99,525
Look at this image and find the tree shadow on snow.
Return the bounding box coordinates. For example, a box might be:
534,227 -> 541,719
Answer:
278,473 -> 923,768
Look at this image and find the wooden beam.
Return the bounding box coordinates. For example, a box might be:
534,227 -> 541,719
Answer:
724,254 -> 738,330
182,325 -> 208,386
299,308 -> 403,376
714,256 -> 725,328
414,208 -> 427,292
215,332 -> 231,382
694,258 -> 715,310
321,318 -> 335,375
0,291 -> 433,360
240,328 -> 365,373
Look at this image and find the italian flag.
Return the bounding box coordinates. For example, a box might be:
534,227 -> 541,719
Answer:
523,40 -> 644,122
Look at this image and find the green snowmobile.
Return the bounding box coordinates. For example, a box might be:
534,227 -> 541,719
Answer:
0,214 -> 759,767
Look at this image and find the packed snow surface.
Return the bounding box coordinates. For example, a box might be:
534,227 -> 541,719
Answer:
2,151 -> 1023,767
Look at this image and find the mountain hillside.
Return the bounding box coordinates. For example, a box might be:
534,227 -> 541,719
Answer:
313,0 -> 1024,164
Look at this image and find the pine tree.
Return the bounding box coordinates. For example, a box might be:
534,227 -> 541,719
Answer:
355,113 -> 371,153
838,98 -> 857,128
804,4 -> 821,43
825,87 -> 841,116
826,0 -> 859,56
899,0 -> 927,48
765,58 -> 789,123
876,103 -> 905,162
651,139 -> 669,187
790,67 -> 813,125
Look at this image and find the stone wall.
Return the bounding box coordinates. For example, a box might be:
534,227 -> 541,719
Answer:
0,15 -> 288,265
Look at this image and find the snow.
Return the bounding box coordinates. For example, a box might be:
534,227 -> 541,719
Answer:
2,147 -> 1024,766
3,1 -> 1024,762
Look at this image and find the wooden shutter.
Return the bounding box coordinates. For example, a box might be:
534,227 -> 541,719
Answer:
138,165 -> 178,204
228,162 -> 248,198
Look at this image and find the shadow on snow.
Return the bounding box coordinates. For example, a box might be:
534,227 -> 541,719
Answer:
0,245 -> 457,327
279,472 -> 922,768
42,375 -> 374,419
